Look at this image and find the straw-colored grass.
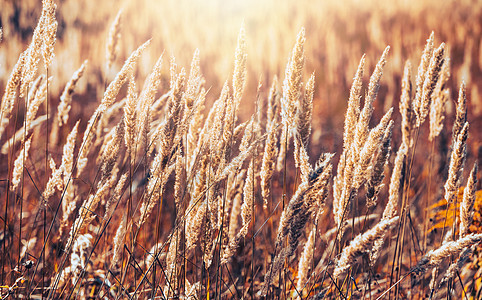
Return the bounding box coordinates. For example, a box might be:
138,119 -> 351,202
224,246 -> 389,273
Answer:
1,0 -> 482,299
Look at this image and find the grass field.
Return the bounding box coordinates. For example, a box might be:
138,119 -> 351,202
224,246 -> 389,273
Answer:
1,0 -> 482,298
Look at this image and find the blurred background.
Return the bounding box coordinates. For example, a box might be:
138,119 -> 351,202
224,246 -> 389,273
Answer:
1,0 -> 481,152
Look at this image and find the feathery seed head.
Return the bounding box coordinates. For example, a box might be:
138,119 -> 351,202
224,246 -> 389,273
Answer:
184,49 -> 202,110
444,122 -> 469,204
367,46 -> 390,105
417,42 -> 445,127
58,60 -> 88,126
11,137 -> 32,192
334,216 -> 399,278
344,54 -> 365,151
353,47 -> 389,161
413,233 -> 482,275
281,27 -> 305,134
366,120 -> 393,208
101,39 -> 151,110
428,55 -> 450,140
233,24 -> 247,105
106,9 -> 122,70
400,60 -> 413,148
41,0 -> 57,69
267,76 -> 279,129
296,71 -> 315,148
460,163 -> 478,238
1,51 -> 26,121
414,32 -> 435,122
124,74 -> 137,155
452,82 -> 467,142
62,120 -> 80,180
25,76 -> 51,135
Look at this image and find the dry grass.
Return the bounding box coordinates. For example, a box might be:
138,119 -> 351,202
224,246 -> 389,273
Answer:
1,0 -> 482,299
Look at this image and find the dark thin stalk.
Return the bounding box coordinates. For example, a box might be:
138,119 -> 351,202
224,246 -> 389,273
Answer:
2,85 -> 23,290
18,86 -> 28,275
391,126 -> 419,299
34,110 -> 104,298
423,140 -> 435,252
43,66 -> 49,299
281,124 -> 288,299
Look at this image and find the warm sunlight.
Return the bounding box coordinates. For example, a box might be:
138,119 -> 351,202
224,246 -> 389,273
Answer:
1,0 -> 481,298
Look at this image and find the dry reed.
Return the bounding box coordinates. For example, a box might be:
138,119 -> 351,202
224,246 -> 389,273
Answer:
2,4 -> 482,298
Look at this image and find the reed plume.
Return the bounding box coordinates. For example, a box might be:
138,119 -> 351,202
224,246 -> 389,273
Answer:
281,27 -> 305,135
334,55 -> 365,203
444,122 -> 468,204
260,78 -> 279,209
413,32 -> 434,126
25,77 -> 51,136
58,60 -> 87,127
460,163 -> 478,238
11,137 -> 32,192
101,39 -> 150,110
61,233 -> 93,286
100,118 -> 124,181
0,52 -> 25,139
370,143 -> 407,264
296,72 -> 314,148
353,110 -> 393,189
20,8 -> 44,98
334,216 -> 399,278
240,157 -> 255,239
221,156 -> 255,264
41,0 -> 57,70
400,60 -> 413,148
296,228 -> 314,297
352,46 -> 389,158
111,214 -> 126,267
144,242 -> 166,274
429,57 -> 450,141
123,74 -> 137,157
293,72 -> 315,179
44,120 -> 79,202
344,55 -> 365,152
365,120 -> 392,208
137,54 -> 163,155
184,49 -> 203,111
413,233 -> 482,275
76,113 -> 97,177
138,68 -> 185,225
417,42 -> 445,127
67,167 -> 119,248
333,48 -> 389,230
452,82 -> 467,142
439,246 -> 474,287
233,24 -> 247,107
106,9 -> 122,71
225,177 -> 243,248
262,154 -> 332,295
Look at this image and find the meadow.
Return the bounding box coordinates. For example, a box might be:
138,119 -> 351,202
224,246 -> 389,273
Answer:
1,0 -> 482,298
